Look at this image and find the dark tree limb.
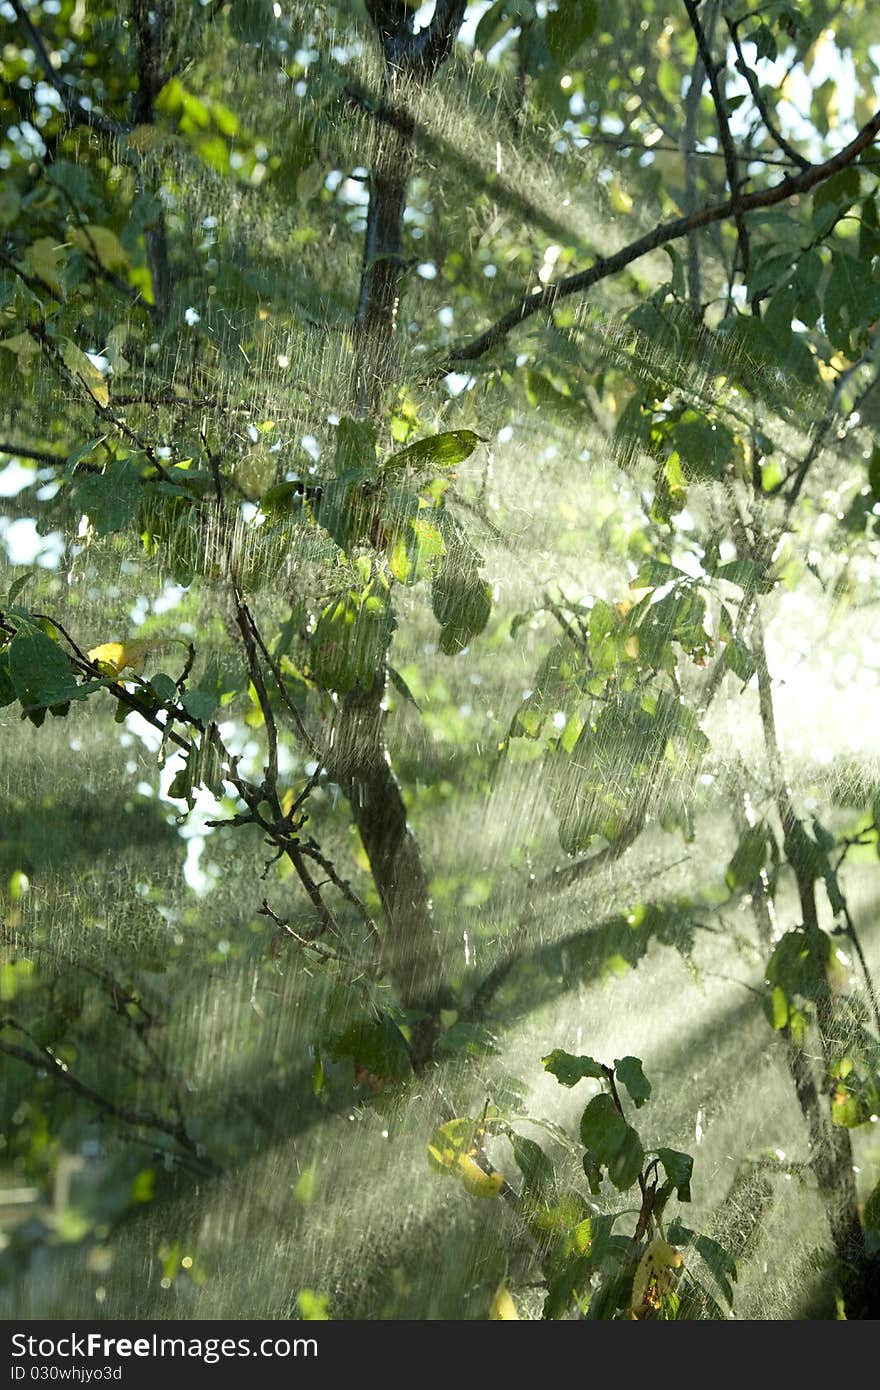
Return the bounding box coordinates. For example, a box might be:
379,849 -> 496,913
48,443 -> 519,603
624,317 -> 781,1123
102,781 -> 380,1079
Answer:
682,3 -> 713,306
367,0 -> 466,78
0,1021 -> 213,1171
0,442 -> 66,467
684,0 -> 749,275
727,18 -> 810,171
444,107 -> 880,367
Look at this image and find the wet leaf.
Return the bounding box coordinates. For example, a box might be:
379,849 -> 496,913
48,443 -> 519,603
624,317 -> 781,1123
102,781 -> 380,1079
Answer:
614,1055 -> 651,1109
543,1049 -> 606,1086
579,1093 -> 644,1191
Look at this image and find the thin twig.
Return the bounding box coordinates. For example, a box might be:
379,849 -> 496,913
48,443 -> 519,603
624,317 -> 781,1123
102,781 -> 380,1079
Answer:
0,1020 -> 211,1169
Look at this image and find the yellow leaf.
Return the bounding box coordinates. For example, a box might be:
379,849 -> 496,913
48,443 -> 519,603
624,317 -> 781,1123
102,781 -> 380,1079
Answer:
59,338 -> 110,408
70,225 -> 128,273
489,1283 -> 519,1320
457,1153 -> 504,1198
608,177 -> 633,215
23,237 -> 65,294
631,1239 -> 683,1318
0,332 -> 39,371
87,639 -> 158,676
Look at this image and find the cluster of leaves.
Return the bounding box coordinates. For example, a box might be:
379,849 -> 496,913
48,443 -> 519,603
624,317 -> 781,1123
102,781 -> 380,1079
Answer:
2,0 -> 880,1320
284,420 -> 494,692
428,1051 -> 736,1319
506,565 -> 757,851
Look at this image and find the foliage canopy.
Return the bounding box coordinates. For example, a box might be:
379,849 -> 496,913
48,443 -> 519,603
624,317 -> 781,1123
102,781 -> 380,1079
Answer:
1,0 -> 880,1320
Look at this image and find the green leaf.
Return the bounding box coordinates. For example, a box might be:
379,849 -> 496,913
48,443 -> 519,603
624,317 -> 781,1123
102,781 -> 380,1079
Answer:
70,224 -> 129,273
766,927 -> 830,1004
724,635 -> 756,685
334,415 -> 378,472
831,1085 -> 868,1128
823,252 -> 880,351
383,430 -> 485,474
614,1056 -> 651,1109
64,437 -> 107,478
4,571 -> 33,607
24,238 -> 66,295
586,1266 -> 636,1320
427,1117 -> 476,1174
579,1093 -> 644,1191
656,1148 -> 693,1203
59,338 -> 109,406
312,468 -> 375,552
327,1014 -> 412,1084
749,22 -> 777,62
725,822 -> 770,890
384,496 -> 446,585
543,1049 -> 606,1086
431,536 -> 492,654
766,984 -> 790,1032
545,0 -> 597,62
261,480 -> 306,516
181,686 -> 218,722
673,413 -> 734,481
73,461 -> 141,537
550,689 -> 708,853
543,1254 -> 593,1319
387,664 -> 421,710
714,559 -> 772,593
166,737 -> 225,809
8,629 -> 80,708
511,1134 -> 555,1202
761,284 -> 795,353
475,0 -> 536,54
150,672 -> 178,702
667,1219 -> 736,1307
309,581 -> 396,694
813,167 -> 860,232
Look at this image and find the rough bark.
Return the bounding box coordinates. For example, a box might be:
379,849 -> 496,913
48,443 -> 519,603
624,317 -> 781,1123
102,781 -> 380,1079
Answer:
354,99 -> 414,415
335,2 -> 465,1056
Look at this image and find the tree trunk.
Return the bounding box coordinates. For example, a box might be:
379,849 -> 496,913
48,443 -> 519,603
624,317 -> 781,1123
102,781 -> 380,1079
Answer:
753,613 -> 879,1316
333,3 -> 465,1056
354,98 -> 414,415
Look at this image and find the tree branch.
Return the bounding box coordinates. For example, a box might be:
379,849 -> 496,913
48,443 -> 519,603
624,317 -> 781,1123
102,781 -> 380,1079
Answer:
0,441 -> 66,467
443,107 -> 880,367
682,3 -> 713,306
0,1020 -> 212,1170
406,0 -> 467,78
782,333 -> 879,508
727,18 -> 810,171
685,0 -> 748,275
